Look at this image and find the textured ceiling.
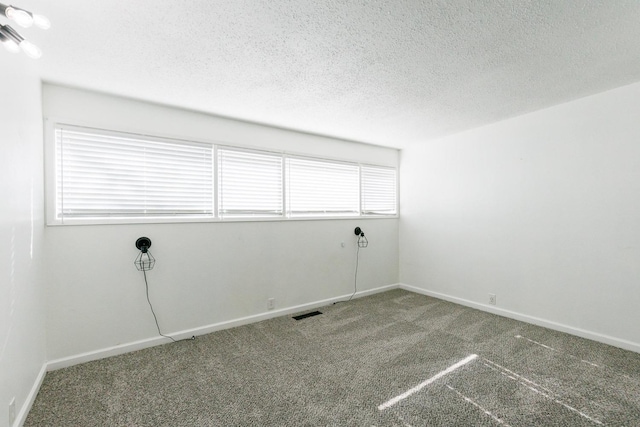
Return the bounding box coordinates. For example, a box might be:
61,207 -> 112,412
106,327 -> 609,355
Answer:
16,0 -> 640,148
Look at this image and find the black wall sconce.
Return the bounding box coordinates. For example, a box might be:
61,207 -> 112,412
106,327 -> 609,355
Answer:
354,227 -> 368,248
134,237 -> 156,271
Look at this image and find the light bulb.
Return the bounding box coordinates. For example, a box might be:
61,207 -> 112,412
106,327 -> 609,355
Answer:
0,26 -> 21,52
2,38 -> 20,53
20,40 -> 41,58
6,7 -> 33,28
33,14 -> 50,30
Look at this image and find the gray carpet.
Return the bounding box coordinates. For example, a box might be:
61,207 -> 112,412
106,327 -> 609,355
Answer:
25,289 -> 640,426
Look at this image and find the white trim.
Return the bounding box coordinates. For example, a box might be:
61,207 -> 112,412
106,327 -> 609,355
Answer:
45,214 -> 399,227
43,118 -> 58,226
46,283 -> 400,371
399,283 -> 640,354
14,363 -> 47,427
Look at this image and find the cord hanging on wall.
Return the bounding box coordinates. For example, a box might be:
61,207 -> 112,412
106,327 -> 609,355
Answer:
133,236 -> 181,343
134,237 -> 155,271
354,227 -> 368,248
334,227 -> 369,305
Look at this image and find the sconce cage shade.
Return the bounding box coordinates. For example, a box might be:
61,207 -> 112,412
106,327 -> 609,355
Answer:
354,226 -> 368,247
135,251 -> 155,271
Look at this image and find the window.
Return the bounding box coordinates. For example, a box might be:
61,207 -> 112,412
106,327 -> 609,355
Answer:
218,148 -> 282,218
48,123 -> 397,224
361,165 -> 397,215
53,125 -> 213,222
285,157 -> 360,217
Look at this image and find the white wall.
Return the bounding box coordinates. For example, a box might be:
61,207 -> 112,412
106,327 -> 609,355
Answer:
400,81 -> 640,351
42,85 -> 399,363
0,64 -> 46,425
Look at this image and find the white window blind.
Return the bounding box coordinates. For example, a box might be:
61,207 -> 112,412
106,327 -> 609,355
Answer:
48,122 -> 397,224
285,157 -> 360,217
361,165 -> 397,215
54,125 -> 214,220
218,148 -> 283,218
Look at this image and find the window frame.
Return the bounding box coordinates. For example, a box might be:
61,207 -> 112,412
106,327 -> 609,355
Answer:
45,119 -> 399,226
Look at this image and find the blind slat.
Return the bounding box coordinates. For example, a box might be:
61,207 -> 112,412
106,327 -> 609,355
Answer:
53,124 -> 397,223
218,148 -> 283,218
56,127 -> 214,219
286,157 -> 359,217
361,165 -> 397,215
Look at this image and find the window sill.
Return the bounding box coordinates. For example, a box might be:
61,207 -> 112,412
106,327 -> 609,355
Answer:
46,214 -> 399,227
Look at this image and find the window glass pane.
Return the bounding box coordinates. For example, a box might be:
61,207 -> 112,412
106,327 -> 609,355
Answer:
55,126 -> 213,219
218,148 -> 283,218
285,157 -> 359,217
361,165 -> 397,215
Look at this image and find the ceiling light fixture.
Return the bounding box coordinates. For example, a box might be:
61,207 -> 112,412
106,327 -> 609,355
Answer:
0,3 -> 48,58
0,26 -> 19,52
0,24 -> 40,57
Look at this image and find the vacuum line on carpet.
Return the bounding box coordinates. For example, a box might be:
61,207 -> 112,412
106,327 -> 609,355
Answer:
515,335 -> 640,384
482,359 -> 555,395
482,357 -> 603,425
446,384 -> 512,427
516,334 -> 640,385
378,354 -> 478,410
515,335 -> 599,367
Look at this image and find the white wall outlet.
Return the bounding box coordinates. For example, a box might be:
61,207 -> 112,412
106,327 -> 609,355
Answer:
9,397 -> 16,426
489,293 -> 497,305
267,298 -> 275,310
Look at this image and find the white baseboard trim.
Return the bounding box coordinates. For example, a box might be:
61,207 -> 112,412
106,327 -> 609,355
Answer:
47,283 -> 400,371
15,362 -> 47,427
399,283 -> 640,354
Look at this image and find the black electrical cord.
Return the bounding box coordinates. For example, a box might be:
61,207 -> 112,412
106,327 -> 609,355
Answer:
347,244 -> 360,302
334,243 -> 360,305
142,267 -> 178,343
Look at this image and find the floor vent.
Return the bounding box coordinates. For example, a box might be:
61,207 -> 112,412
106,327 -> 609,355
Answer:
292,311 -> 322,320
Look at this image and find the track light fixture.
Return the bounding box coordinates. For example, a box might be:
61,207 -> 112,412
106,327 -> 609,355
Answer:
0,3 -> 49,29
0,23 -> 40,57
0,3 -> 48,58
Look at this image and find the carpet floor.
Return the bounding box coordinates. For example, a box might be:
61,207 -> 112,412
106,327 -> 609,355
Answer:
25,289 -> 640,426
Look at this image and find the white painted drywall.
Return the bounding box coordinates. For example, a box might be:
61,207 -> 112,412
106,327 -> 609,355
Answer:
0,64 -> 46,425
42,85 -> 399,361
43,84 -> 397,166
400,81 -> 640,348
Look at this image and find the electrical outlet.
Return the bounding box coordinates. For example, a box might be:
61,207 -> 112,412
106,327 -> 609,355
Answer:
489,293 -> 496,305
267,298 -> 275,310
9,397 -> 16,426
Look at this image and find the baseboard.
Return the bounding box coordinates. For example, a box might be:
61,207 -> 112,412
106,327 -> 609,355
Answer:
47,283 -> 400,371
399,283 -> 640,354
14,362 -> 47,427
